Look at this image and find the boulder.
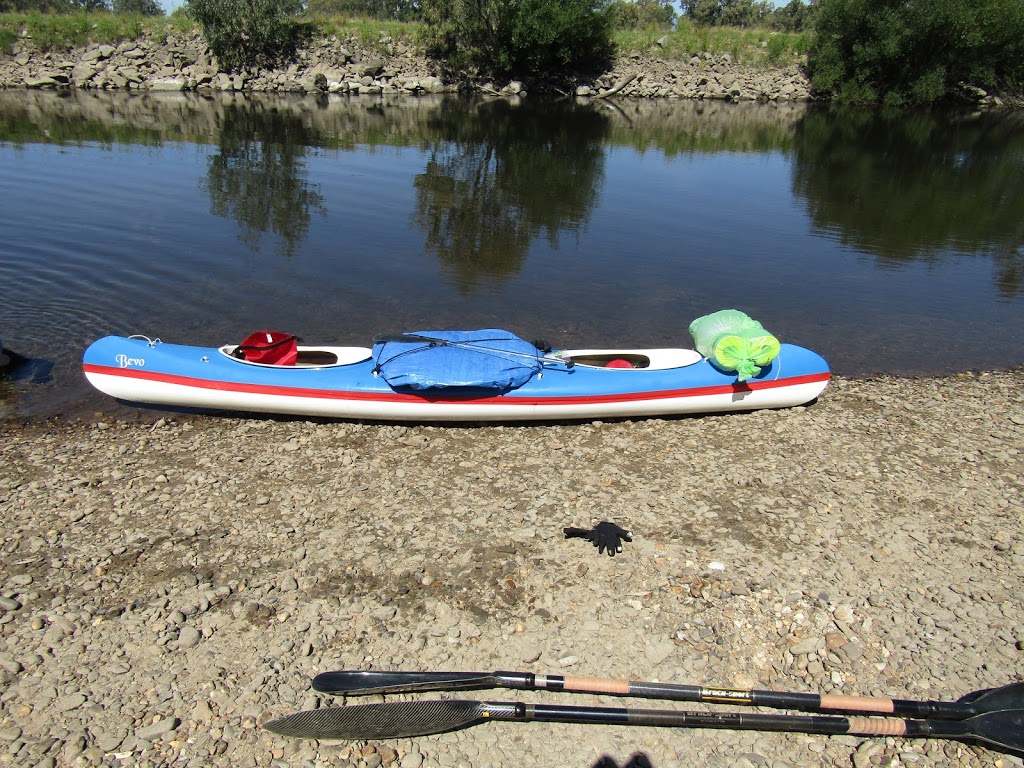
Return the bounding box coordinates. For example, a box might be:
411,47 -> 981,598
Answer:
120,67 -> 143,84
71,62 -> 98,84
148,76 -> 186,91
29,71 -> 69,87
24,74 -> 61,89
420,76 -> 444,93
358,58 -> 384,77
81,45 -> 114,62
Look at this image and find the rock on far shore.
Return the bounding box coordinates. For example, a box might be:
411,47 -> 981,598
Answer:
0,28 -> 815,102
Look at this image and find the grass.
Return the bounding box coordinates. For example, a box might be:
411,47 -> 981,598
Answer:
1,11 -> 807,70
0,11 -> 170,53
612,20 -> 810,67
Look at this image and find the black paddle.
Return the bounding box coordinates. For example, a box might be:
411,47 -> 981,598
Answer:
311,670 -> 1024,720
264,699 -> 1024,753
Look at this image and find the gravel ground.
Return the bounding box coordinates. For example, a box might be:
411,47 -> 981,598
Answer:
1,371 -> 1022,768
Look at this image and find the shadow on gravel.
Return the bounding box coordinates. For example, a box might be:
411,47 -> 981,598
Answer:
592,753 -> 654,768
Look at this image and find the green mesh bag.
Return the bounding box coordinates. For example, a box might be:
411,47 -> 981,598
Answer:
689,309 -> 781,381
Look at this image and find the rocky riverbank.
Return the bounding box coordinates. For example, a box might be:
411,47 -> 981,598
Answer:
1,370 -> 1022,767
0,28 -> 815,102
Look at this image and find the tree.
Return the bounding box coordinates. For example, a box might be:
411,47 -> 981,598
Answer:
421,0 -> 614,80
808,0 -> 1024,105
186,0 -> 305,71
770,0 -> 815,32
113,0 -> 163,15
304,0 -> 421,20
0,0 -> 74,10
608,0 -> 676,30
686,0 -> 770,27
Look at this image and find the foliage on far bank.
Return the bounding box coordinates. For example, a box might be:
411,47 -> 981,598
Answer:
420,0 -> 615,81
607,0 -> 676,30
0,0 -> 160,13
683,0 -> 817,32
1,7 -> 810,73
808,0 -> 1024,105
0,10 -> 182,53
185,0 -> 313,71
304,0 -> 420,21
616,18 -> 810,68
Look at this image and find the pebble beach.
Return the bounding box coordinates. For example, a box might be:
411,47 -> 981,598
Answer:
1,370 -> 1022,768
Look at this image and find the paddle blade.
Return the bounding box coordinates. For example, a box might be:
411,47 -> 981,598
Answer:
957,683 -> 1024,714
312,670 -> 495,696
264,700 -> 489,740
970,709 -> 1024,752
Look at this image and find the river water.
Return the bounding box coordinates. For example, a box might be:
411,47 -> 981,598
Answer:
1,90 -> 1022,421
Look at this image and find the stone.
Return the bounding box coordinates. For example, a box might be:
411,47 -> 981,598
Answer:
178,626 -> 202,648
24,75 -> 60,89
790,637 -> 820,655
0,596 -> 20,611
149,77 -> 186,91
135,717 -> 179,741
54,693 -> 87,712
359,58 -> 384,77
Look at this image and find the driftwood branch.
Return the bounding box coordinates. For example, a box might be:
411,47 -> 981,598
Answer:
592,71 -> 639,100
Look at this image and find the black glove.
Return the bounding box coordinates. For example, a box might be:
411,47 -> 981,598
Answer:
564,521 -> 632,557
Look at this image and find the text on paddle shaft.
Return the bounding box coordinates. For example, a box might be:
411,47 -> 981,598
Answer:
116,354 -> 145,368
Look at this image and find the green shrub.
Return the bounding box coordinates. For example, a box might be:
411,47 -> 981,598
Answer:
763,33 -> 788,66
186,0 -> 305,71
0,24 -> 15,53
791,29 -> 811,55
422,0 -> 614,80
809,0 -> 1024,104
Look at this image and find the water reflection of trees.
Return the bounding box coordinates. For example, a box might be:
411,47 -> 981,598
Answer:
412,98 -> 609,292
204,100 -> 326,259
792,108 -> 1024,298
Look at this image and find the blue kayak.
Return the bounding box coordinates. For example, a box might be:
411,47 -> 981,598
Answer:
83,331 -> 830,422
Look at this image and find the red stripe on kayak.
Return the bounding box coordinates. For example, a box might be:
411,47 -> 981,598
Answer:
83,364 -> 829,406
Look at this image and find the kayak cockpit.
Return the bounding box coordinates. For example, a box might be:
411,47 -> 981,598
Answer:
558,348 -> 703,370
217,345 -> 372,368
